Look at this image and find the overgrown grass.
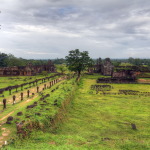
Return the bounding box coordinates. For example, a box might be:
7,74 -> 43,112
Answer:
2,77 -> 77,149
3,74 -> 150,150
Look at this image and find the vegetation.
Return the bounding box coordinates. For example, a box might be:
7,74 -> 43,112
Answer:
2,77 -> 77,149
2,74 -> 150,150
52,58 -> 66,64
0,52 -> 150,150
119,62 -> 133,66
56,64 -> 68,74
66,49 -> 93,80
0,52 -> 51,67
1,52 -> 150,67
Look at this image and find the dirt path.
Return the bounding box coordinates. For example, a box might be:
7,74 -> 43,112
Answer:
0,111 -> 14,122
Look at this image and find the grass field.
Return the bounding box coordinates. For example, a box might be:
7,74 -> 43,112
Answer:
3,74 -> 150,150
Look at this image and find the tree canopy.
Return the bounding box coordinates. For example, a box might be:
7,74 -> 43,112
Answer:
65,49 -> 93,80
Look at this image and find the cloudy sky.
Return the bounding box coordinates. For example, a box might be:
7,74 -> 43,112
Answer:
0,0 -> 150,59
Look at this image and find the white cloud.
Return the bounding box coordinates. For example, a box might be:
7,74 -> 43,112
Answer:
0,0 -> 150,58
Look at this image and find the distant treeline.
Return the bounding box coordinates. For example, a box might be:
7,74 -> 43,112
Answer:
93,57 -> 150,67
112,57 -> 150,67
0,53 -> 48,67
0,52 -> 66,67
1,52 -> 150,67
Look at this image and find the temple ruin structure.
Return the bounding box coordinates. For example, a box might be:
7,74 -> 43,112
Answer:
0,60 -> 56,76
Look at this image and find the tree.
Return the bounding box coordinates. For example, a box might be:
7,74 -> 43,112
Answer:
65,49 -> 93,80
56,64 -> 67,74
0,52 -> 8,67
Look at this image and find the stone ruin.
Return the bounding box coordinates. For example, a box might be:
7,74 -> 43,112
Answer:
89,58 -> 150,77
88,58 -> 102,73
0,60 -> 56,76
88,57 -> 150,83
88,58 -> 114,76
101,58 -> 114,76
97,70 -> 137,83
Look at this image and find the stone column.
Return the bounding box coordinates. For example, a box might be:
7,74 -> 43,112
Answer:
21,92 -> 23,101
27,90 -> 30,98
13,95 -> 16,105
37,86 -> 39,93
3,99 -> 6,109
9,88 -> 12,95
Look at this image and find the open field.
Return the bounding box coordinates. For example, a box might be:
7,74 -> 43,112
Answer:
3,74 -> 150,150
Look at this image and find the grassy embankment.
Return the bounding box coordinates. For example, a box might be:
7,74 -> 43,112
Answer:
1,76 -> 77,149
3,74 -> 150,150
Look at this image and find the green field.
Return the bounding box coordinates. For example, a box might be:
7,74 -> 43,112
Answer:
2,74 -> 150,150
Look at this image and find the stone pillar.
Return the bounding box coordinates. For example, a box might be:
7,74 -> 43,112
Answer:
21,92 -> 23,101
13,95 -> 16,105
37,86 -> 39,93
3,99 -> 6,109
9,88 -> 12,95
27,90 -> 30,98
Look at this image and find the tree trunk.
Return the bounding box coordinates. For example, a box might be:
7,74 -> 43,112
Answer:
76,70 -> 81,81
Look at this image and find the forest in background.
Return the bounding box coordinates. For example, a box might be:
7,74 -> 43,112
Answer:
1,52 -> 150,67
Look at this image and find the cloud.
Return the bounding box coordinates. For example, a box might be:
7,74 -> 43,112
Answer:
0,0 -> 150,59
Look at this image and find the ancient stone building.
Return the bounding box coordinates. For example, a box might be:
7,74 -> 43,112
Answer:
101,58 -> 114,76
112,70 -> 136,78
97,69 -> 137,84
0,60 -> 56,76
88,58 -> 114,76
88,58 -> 102,73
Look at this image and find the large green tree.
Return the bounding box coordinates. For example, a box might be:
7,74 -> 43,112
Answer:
65,49 -> 93,80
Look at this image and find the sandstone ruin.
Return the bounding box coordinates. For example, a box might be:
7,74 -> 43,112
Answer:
0,60 -> 56,76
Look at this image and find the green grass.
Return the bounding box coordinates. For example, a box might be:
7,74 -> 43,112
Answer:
3,75 -> 150,150
2,77 -> 77,149
0,73 -> 56,89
